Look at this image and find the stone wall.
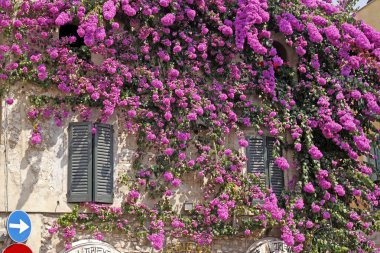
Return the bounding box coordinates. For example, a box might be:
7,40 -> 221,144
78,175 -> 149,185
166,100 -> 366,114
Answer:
0,212 -> 274,253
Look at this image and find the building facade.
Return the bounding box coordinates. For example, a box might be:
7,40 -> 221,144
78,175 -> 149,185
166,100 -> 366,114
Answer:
357,0 -> 380,32
0,80 -> 296,252
0,31 -> 298,252
0,1 -> 379,252
357,2 -> 380,248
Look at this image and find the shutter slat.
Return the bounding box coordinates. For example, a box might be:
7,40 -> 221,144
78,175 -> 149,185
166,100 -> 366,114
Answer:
97,153 -> 111,157
267,137 -> 284,198
68,122 -> 93,203
93,123 -> 114,204
71,179 -> 88,183
72,172 -> 89,176
72,181 -> 88,185
71,160 -> 89,163
72,184 -> 88,187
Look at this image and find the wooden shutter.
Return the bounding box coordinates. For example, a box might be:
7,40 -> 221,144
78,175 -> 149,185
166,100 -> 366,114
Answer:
93,123 -> 114,204
67,122 -> 93,202
247,136 -> 267,185
267,137 -> 284,197
375,148 -> 380,172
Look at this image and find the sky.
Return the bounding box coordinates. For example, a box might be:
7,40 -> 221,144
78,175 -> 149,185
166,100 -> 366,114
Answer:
355,0 -> 368,9
332,0 -> 368,9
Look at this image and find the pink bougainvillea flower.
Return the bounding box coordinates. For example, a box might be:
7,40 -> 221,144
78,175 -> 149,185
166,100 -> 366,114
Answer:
30,132 -> 42,145
164,148 -> 174,156
172,178 -> 181,187
238,139 -> 248,147
163,171 -> 174,182
161,13 -> 175,26
55,12 -> 71,26
303,182 -> 315,193
5,98 -> 13,105
275,157 -> 290,170
294,198 -> 304,210
103,0 -> 116,20
147,232 -> 165,250
308,145 -> 323,160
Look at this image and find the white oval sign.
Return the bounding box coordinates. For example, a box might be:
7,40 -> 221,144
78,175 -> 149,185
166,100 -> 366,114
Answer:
246,237 -> 293,253
62,239 -> 120,253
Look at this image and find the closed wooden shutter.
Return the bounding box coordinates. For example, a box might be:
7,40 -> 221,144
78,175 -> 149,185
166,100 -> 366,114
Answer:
93,123 -> 114,204
247,136 -> 267,185
267,137 -> 284,197
67,122 -> 93,203
375,148 -> 380,172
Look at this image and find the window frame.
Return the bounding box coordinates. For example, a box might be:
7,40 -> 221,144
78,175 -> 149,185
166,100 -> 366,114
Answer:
246,135 -> 285,197
67,122 -> 114,204
369,146 -> 380,211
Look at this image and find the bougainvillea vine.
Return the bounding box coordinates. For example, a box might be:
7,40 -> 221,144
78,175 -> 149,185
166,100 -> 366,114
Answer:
1,0 -> 380,252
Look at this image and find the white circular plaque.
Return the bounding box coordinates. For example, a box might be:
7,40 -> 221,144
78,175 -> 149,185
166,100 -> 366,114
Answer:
62,239 -> 120,253
246,237 -> 293,253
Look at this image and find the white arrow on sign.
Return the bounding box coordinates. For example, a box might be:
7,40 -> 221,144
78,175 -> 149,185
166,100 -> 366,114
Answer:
9,219 -> 29,234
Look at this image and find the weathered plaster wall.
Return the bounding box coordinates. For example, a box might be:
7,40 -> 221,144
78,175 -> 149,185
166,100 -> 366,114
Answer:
0,83 -> 141,213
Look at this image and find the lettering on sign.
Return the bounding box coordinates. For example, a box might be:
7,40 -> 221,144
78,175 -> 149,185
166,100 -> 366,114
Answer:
60,240 -> 120,253
82,247 -> 111,253
246,237 -> 293,253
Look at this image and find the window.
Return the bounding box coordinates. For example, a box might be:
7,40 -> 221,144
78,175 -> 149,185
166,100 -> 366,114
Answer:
59,24 -> 84,48
368,145 -> 380,181
369,146 -> 380,210
246,136 -> 284,197
272,41 -> 288,62
67,122 -> 114,204
371,147 -> 380,180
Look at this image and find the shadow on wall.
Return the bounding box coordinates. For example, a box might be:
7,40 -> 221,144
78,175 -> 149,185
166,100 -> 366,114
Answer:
4,85 -> 69,210
16,125 -> 67,210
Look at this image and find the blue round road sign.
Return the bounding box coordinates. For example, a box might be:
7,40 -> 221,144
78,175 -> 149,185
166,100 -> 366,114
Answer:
6,210 -> 32,243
